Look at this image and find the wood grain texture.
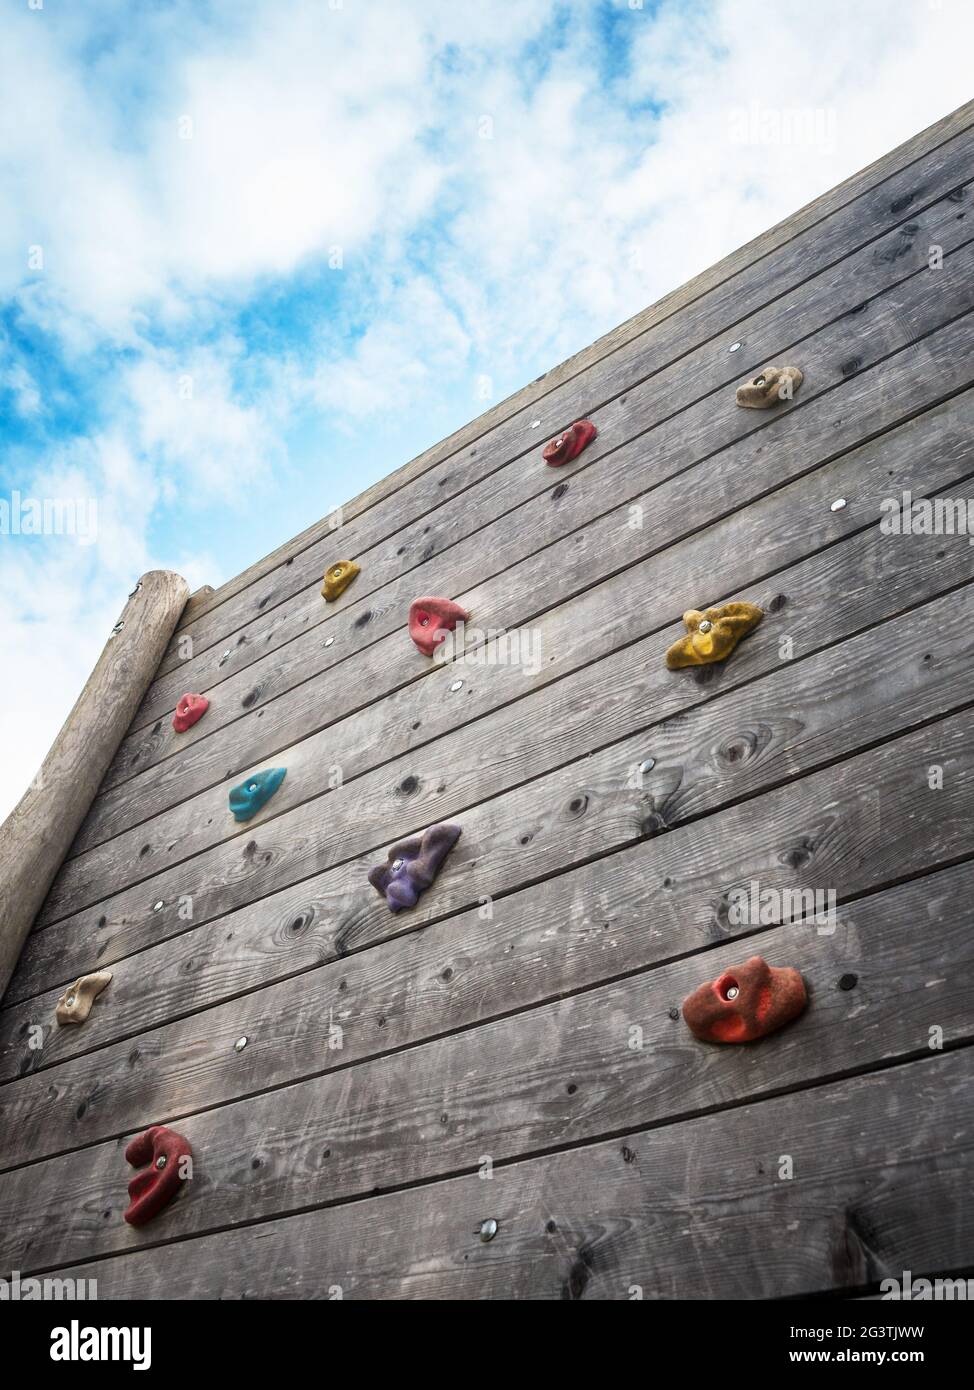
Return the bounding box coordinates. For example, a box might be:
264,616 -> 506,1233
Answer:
83,249 -> 974,852
3,492 -> 973,1078
168,102 -> 974,650
1,880 -> 970,1271
11,420 -> 974,1007
43,1050 -> 973,1298
0,572 -> 189,1005
135,164 -> 974,735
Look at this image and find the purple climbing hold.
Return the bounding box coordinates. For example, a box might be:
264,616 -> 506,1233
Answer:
368,823 -> 462,912
229,767 -> 286,822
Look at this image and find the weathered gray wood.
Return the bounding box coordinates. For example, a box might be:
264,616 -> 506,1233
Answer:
42,1051 -> 973,1298
2,669 -> 972,1170
2,855 -> 972,1269
140,171 -> 974,724
0,571 -> 189,1005
90,262 -> 974,841
4,491 -> 973,1077
40,516 -> 974,932
14,410 -> 974,1003
164,109 -> 974,666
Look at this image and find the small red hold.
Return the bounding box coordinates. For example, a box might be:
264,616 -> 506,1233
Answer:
123,1125 -> 193,1227
408,596 -> 470,657
681,955 -> 807,1043
172,693 -> 209,733
542,419 -> 597,467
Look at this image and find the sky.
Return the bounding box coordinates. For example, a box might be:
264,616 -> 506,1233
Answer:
1,0 -> 973,822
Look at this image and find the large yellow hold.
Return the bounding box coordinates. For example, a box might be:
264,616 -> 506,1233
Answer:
665,601 -> 764,669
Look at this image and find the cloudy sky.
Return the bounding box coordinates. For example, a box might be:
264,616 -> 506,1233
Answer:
1,0 -> 972,822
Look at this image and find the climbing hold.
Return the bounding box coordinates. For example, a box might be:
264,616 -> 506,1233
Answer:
55,971 -> 113,1026
735,365 -> 803,409
665,601 -> 763,670
368,823 -> 462,912
172,692 -> 209,733
123,1125 -> 193,1227
321,559 -> 360,602
408,597 -> 470,658
542,419 -> 597,466
228,767 -> 286,822
682,955 -> 807,1043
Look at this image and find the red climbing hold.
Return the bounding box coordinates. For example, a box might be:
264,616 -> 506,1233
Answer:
123,1125 -> 193,1226
681,955 -> 807,1043
408,596 -> 470,657
172,693 -> 209,733
542,419 -> 597,467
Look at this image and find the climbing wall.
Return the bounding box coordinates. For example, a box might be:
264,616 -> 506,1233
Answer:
2,98 -> 974,1299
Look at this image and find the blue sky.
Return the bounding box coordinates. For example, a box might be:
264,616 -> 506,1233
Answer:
2,0 -> 973,818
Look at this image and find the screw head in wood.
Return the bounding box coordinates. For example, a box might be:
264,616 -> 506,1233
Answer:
831,498 -> 847,511
639,758 -> 656,774
450,679 -> 464,692
728,341 -> 743,352
325,636 -> 335,647
219,649 -> 231,665
153,901 -> 164,912
235,1036 -> 249,1052
111,621 -> 125,636
478,1218 -> 498,1242
530,419 -> 541,428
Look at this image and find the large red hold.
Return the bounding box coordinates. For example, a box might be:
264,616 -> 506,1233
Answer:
172,693 -> 209,733
123,1125 -> 193,1227
681,955 -> 807,1043
542,419 -> 597,466
408,596 -> 470,657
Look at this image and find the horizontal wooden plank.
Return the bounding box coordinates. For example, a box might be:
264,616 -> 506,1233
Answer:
5,569 -> 972,1167
80,249 -> 974,858
43,1050 -> 974,1298
5,580 -> 973,1156
12,393 -> 974,1005
3,851 -> 972,1271
41,463 -> 974,949
132,173 -> 974,739
4,475 -> 974,1076
164,110 -> 974,663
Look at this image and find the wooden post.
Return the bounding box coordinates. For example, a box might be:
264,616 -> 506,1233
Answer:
0,570 -> 190,1003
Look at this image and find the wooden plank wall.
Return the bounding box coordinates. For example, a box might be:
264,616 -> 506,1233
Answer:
1,99 -> 974,1299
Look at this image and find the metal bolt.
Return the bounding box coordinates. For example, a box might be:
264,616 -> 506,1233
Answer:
391,858 -> 404,872
65,995 -> 76,1008
420,615 -> 430,626
639,758 -> 656,774
728,341 -> 743,352
155,1154 -> 168,1170
530,419 -> 541,428
111,621 -> 124,637
698,619 -> 713,633
478,1218 -> 499,1242
831,498 -> 847,512
332,567 -> 343,577
234,1036 -> 249,1052
128,580 -> 143,597
754,375 -> 766,387
450,679 -> 464,692
726,986 -> 739,1000
153,901 -> 164,912
324,636 -> 335,647
248,783 -> 257,793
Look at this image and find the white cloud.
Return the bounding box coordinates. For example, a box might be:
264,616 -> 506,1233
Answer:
2,0 -> 974,823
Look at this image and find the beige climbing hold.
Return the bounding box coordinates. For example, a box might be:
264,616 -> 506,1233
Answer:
55,971 -> 113,1026
735,365 -> 803,409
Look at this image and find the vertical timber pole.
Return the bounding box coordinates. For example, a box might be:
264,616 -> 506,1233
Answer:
0,570 -> 190,1002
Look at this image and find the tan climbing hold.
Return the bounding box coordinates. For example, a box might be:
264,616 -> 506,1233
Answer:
665,602 -> 764,669
321,560 -> 360,601
735,365 -> 803,409
55,971 -> 113,1026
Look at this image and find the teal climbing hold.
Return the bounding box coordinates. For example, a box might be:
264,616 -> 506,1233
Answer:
229,767 -> 286,822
